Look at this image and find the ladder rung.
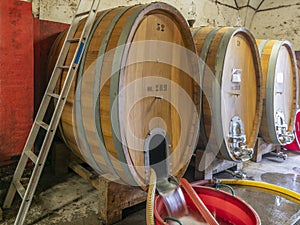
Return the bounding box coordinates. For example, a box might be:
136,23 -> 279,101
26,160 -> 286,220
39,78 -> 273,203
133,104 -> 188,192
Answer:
75,10 -> 91,17
47,92 -> 60,99
13,180 -> 26,199
57,65 -> 77,71
67,38 -> 80,43
57,65 -> 70,69
24,150 -> 38,164
2,0 -> 101,223
36,121 -> 49,131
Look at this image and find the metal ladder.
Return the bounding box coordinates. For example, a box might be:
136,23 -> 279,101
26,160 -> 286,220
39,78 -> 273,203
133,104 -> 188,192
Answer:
3,0 -> 100,224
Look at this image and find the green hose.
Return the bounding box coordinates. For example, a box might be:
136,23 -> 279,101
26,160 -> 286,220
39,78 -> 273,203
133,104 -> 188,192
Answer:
164,217 -> 183,225
215,183 -> 235,196
146,169 -> 157,225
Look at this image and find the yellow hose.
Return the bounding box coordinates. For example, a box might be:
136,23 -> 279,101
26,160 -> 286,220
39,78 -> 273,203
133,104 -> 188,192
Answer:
219,179 -> 300,205
146,169 -> 157,225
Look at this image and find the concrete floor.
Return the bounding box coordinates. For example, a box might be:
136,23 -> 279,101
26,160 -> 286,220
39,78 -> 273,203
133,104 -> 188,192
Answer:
1,150 -> 300,225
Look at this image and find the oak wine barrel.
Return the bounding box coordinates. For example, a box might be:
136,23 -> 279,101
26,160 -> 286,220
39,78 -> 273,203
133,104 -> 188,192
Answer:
192,27 -> 263,162
48,3 -> 201,187
257,39 -> 298,145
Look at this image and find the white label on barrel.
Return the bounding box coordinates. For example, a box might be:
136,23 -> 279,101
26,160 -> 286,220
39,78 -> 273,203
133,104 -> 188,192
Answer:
232,69 -> 242,83
277,72 -> 284,83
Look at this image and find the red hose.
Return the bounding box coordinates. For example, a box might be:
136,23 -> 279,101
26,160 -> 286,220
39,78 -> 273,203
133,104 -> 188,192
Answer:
180,178 -> 220,225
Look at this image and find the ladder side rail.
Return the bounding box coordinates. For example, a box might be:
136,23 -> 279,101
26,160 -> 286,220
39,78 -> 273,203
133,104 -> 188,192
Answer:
14,0 -> 101,223
3,16 -> 82,211
3,0 -> 101,224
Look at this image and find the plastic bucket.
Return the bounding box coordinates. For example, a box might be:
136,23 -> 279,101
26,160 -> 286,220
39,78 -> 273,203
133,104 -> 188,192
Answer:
154,185 -> 261,225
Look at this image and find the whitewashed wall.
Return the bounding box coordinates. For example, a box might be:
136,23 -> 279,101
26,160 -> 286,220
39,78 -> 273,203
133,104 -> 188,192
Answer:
32,0 -> 241,26
247,0 -> 300,50
31,0 -> 300,49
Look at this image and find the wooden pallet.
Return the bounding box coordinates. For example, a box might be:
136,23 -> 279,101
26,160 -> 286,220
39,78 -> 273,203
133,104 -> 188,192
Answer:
51,141 -> 147,225
194,149 -> 243,180
252,137 -> 282,162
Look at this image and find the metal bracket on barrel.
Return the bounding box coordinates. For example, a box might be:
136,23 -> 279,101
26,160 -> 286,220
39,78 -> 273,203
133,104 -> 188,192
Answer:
275,111 -> 294,144
228,116 -> 253,161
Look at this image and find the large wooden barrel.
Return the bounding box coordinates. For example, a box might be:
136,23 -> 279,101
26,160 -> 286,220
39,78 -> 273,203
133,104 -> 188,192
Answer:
257,40 -> 298,145
48,3 -> 200,187
192,27 -> 263,162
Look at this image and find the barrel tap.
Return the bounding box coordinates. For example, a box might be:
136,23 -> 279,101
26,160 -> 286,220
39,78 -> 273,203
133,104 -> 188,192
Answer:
228,116 -> 253,161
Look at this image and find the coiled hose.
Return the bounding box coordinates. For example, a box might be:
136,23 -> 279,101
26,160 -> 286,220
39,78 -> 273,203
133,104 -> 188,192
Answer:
146,169 -> 157,225
192,178 -> 300,204
218,179 -> 300,205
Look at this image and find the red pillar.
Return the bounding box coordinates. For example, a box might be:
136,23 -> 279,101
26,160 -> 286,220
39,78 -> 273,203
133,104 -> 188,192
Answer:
0,1 -> 34,165
33,19 -> 69,114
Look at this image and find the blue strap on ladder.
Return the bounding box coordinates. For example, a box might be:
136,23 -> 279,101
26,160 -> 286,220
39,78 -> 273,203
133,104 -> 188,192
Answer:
75,42 -> 85,64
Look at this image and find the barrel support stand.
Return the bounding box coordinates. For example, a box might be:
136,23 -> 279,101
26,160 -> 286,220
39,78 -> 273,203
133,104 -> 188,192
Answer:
51,141 -> 70,177
97,174 -> 147,224
252,137 -> 283,162
51,141 -> 147,225
68,160 -> 147,225
194,149 -> 243,180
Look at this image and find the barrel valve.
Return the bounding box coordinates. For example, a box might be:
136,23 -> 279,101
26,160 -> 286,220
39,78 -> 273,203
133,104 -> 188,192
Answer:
228,116 -> 253,161
275,112 -> 294,144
